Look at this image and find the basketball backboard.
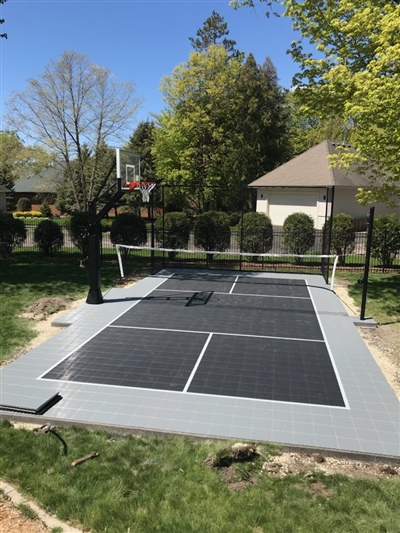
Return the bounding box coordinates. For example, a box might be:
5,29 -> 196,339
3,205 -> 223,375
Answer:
116,149 -> 141,190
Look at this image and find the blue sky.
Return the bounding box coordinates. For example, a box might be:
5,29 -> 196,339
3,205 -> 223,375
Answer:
1,0 -> 304,135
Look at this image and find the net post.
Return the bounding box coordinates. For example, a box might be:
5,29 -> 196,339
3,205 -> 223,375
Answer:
330,255 -> 339,291
116,245 -> 125,278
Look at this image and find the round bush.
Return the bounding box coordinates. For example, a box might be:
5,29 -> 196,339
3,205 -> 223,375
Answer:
371,214 -> 400,268
194,211 -> 231,259
0,211 -> 27,253
324,213 -> 355,265
228,212 -> 242,227
34,219 -> 64,257
69,211 -> 90,255
110,213 -> 147,256
283,212 -> 315,261
239,212 -> 273,259
16,197 -> 32,212
154,212 -> 190,259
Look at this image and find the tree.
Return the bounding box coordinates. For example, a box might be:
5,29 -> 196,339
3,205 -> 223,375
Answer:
194,211 -> 231,258
0,211 -> 26,253
153,46 -> 289,212
0,0 -> 7,39
324,213 -> 355,266
189,10 -> 239,57
34,220 -> 64,257
232,0 -> 400,204
6,50 -> 142,212
239,212 -> 273,259
371,214 -> 400,268
0,131 -> 51,210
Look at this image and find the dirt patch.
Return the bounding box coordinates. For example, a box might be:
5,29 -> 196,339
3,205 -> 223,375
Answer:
0,495 -> 49,533
20,297 -> 74,321
262,451 -> 400,480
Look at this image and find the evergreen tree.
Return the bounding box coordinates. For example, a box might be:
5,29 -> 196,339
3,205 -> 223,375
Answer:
189,10 -> 240,58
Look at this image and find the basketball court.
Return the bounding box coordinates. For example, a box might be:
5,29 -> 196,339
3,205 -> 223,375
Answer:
0,269 -> 399,459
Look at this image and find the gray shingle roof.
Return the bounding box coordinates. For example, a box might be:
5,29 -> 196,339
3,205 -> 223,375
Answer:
13,161 -> 65,194
249,140 -> 374,188
0,185 -> 11,193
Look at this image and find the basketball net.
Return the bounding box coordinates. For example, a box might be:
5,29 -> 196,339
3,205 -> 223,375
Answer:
127,181 -> 156,203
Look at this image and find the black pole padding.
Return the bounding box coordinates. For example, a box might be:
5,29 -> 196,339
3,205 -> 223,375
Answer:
360,206 -> 375,321
86,201 -> 103,305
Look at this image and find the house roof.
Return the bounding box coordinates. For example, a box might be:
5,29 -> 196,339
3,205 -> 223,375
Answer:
0,185 -> 11,193
249,140 -> 374,188
14,160 -> 65,194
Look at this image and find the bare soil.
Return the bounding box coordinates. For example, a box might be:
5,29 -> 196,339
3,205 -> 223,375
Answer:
0,495 -> 48,533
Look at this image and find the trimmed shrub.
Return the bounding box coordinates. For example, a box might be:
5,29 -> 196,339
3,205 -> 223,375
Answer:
283,212 -> 315,262
40,202 -> 53,218
371,214 -> 400,268
238,212 -> 273,260
110,213 -> 147,257
34,219 -> 64,257
16,197 -> 32,212
324,213 -> 355,265
13,211 -> 43,218
0,211 -> 27,253
194,211 -> 231,260
228,212 -> 241,227
69,211 -> 90,255
154,212 -> 190,259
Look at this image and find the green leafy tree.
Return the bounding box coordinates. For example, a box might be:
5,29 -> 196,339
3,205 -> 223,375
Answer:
34,219 -> 64,257
0,211 -> 26,253
233,0 -> 400,204
283,212 -> 315,261
154,46 -> 289,212
6,50 -> 141,212
154,212 -> 190,259
371,214 -> 400,268
194,211 -> 231,259
40,202 -> 52,218
239,212 -> 273,259
189,10 -> 240,57
324,213 -> 355,266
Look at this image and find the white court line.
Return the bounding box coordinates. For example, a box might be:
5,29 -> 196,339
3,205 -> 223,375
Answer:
37,274 -> 173,380
155,288 -> 310,300
229,275 -> 240,294
183,333 -> 213,392
306,281 -> 350,409
110,324 -> 325,344
39,377 -> 347,410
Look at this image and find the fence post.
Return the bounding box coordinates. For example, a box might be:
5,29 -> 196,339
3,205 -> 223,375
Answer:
360,207 -> 374,321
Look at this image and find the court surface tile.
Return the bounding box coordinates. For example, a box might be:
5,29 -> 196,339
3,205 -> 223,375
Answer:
0,269 -> 399,460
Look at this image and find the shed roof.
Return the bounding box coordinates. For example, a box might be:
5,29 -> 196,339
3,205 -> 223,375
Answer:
0,185 -> 11,193
249,140 -> 373,188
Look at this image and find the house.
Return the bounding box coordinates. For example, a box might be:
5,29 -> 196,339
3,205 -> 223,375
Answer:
0,185 -> 10,211
13,160 -> 65,215
249,140 -> 399,229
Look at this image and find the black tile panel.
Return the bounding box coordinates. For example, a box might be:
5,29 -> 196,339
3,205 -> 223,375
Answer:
233,277 -> 309,297
43,328 -> 208,391
188,335 -> 344,407
112,291 -> 323,340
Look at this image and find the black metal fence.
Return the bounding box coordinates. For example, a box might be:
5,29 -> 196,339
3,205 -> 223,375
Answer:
10,222 -> 400,276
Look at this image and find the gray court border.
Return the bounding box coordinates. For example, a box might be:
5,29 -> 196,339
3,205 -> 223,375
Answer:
0,268 -> 399,459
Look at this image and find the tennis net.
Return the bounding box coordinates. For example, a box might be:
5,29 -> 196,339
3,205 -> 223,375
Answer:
115,245 -> 339,290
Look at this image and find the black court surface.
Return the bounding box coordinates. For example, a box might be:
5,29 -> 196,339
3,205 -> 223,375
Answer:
42,273 -> 345,407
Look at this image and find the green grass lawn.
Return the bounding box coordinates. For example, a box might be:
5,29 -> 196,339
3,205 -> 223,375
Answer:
337,272 -> 400,324
0,421 -> 399,533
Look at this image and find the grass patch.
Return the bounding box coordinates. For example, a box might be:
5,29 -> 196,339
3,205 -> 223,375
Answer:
15,502 -> 39,521
0,258 -> 121,364
0,422 -> 399,533
337,272 -> 400,324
